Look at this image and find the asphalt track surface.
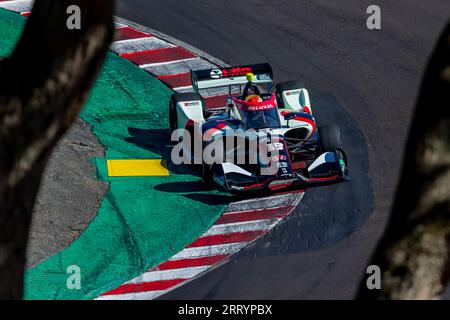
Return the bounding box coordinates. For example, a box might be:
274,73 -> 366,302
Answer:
117,0 -> 450,299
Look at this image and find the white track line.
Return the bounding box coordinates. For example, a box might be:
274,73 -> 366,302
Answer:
203,219 -> 279,236
221,204 -> 293,215
114,19 -> 128,28
173,87 -> 195,93
126,266 -> 210,284
110,37 -> 174,54
115,16 -> 229,68
142,57 -> 215,77
172,85 -> 194,92
224,192 -> 304,212
97,290 -> 166,300
138,57 -> 198,69
168,242 -> 248,260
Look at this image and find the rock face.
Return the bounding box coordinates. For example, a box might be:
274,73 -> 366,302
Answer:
27,118 -> 107,268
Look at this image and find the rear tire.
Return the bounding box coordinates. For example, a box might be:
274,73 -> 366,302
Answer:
318,125 -> 342,152
275,80 -> 305,109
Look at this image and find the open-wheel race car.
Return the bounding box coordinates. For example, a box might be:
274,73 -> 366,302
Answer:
169,63 -> 349,193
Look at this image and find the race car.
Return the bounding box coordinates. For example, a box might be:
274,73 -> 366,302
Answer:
168,63 -> 349,193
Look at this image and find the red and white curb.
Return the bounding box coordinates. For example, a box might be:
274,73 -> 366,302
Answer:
110,19 -> 234,109
0,0 -> 32,16
1,0 -> 305,300
97,192 -> 304,300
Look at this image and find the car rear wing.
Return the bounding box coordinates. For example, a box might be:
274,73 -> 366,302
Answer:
191,63 -> 274,91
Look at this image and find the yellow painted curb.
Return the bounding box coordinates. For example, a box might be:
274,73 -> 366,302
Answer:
106,159 -> 169,177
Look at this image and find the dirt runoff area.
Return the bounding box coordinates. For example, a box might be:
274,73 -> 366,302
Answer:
27,119 -> 107,268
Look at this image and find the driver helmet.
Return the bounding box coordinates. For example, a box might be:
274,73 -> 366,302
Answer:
244,94 -> 263,103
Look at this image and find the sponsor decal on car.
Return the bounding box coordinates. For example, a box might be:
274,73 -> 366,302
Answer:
210,66 -> 253,79
273,155 -> 287,161
285,90 -> 301,96
210,69 -> 223,79
256,73 -> 272,81
277,162 -> 289,168
243,104 -> 276,111
267,142 -> 284,152
184,101 -> 201,107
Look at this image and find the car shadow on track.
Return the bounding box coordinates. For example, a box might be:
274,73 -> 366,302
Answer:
125,127 -> 201,176
125,127 -> 237,206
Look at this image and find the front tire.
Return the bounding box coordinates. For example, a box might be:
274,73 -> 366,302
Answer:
318,125 -> 342,152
